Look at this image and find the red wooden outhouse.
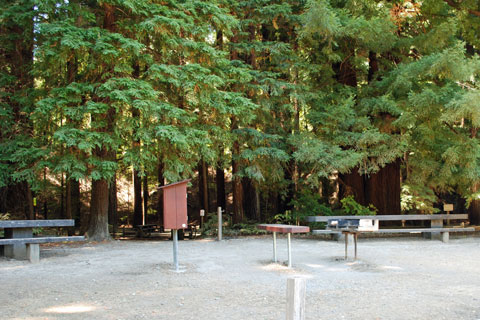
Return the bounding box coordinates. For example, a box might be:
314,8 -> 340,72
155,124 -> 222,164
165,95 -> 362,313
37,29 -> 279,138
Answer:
159,179 -> 190,230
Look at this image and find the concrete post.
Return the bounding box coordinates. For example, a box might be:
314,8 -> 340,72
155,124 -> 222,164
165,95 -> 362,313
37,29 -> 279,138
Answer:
27,244 -> 40,263
442,232 -> 449,243
286,277 -> 306,320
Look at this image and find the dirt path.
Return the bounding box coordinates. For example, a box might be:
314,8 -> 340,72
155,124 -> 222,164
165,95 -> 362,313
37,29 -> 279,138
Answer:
1,236 -> 479,320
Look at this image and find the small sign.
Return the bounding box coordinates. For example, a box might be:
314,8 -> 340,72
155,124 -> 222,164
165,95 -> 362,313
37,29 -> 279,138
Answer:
200,209 -> 205,217
33,198 -> 37,206
444,204 -> 454,212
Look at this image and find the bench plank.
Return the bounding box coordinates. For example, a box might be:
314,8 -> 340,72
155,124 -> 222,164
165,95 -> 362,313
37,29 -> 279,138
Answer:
0,219 -> 75,228
0,236 -> 85,245
374,228 -> 475,233
312,227 -> 475,234
305,214 -> 468,222
257,224 -> 310,233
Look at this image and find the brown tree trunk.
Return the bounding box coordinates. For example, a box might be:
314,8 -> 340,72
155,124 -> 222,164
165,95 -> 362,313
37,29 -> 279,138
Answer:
157,160 -> 165,224
469,183 -> 480,225
87,179 -> 110,241
108,174 -> 117,234
216,166 -> 226,210
25,182 -> 34,220
232,118 -> 244,223
86,3 -> 115,240
133,169 -> 143,226
143,174 -> 148,224
198,160 -> 209,212
365,160 -> 401,214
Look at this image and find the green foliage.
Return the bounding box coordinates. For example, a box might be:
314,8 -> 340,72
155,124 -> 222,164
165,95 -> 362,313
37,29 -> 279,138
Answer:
340,196 -> 377,216
201,214 -> 267,237
290,189 -> 334,218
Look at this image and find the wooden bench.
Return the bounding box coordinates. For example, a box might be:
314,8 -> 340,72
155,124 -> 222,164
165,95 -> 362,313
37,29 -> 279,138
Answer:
306,214 -> 473,241
257,224 -> 310,268
306,214 -> 474,259
0,219 -> 85,263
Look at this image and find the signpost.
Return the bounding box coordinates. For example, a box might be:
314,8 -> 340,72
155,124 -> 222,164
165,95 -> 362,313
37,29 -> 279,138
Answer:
159,179 -> 191,271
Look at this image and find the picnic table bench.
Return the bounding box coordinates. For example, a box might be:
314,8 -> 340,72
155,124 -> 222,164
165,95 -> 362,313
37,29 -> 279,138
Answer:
305,214 -> 474,259
257,224 -> 310,268
0,219 -> 85,263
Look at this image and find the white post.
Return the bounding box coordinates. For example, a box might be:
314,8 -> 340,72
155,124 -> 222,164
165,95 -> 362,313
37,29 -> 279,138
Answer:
217,206 -> 222,241
286,277 -> 306,320
173,229 -> 179,271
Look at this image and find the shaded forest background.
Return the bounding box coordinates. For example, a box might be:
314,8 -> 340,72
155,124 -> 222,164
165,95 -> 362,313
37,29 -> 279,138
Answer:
2,0 -> 480,240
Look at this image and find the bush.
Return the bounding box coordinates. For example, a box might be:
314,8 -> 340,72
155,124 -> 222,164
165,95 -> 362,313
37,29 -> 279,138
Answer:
340,196 -> 377,216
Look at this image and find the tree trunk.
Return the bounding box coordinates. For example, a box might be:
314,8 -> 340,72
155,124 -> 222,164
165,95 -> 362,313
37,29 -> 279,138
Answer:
86,2 -> 115,241
469,183 -> 480,225
339,169 -> 367,206
25,182 -> 34,220
108,174 -> 117,235
143,174 -> 148,224
198,160 -> 209,212
232,118 -> 244,223
87,179 -> 110,241
365,160 -> 401,214
157,160 -> 165,224
216,166 -> 226,210
133,169 -> 143,226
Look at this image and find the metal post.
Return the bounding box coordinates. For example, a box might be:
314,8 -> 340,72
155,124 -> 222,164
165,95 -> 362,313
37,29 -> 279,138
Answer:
273,231 -> 277,263
217,206 -> 222,241
173,229 -> 179,271
287,232 -> 292,268
286,277 -> 306,320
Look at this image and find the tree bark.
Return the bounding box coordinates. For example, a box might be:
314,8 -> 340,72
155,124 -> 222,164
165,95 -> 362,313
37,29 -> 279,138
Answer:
232,118 -> 244,223
216,166 -> 226,210
86,3 -> 115,240
198,160 -> 209,213
157,160 -> 165,224
143,174 -> 148,224
469,183 -> 480,225
108,173 -> 117,234
133,169 -> 143,226
87,179 -> 110,241
365,160 -> 401,214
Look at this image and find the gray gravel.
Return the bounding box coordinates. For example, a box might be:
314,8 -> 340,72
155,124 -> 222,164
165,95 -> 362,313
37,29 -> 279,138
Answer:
1,236 -> 479,320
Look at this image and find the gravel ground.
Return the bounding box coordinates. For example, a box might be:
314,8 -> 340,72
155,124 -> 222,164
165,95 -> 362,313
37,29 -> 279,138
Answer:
1,235 -> 479,320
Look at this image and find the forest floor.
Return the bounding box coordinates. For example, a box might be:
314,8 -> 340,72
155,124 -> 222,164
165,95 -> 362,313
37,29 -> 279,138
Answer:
1,234 -> 480,320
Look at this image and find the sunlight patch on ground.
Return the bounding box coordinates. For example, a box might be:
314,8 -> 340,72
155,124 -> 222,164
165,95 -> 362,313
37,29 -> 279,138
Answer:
305,263 -> 325,269
43,304 -> 96,314
381,265 -> 403,271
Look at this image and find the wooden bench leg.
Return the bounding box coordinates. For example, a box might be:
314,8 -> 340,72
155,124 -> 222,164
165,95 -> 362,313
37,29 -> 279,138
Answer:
442,232 -> 449,243
27,243 -> 40,263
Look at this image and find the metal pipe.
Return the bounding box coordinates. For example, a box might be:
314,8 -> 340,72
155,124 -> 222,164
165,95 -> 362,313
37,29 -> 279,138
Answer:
287,233 -> 292,268
217,206 -> 222,241
173,229 -> 179,271
273,232 -> 277,263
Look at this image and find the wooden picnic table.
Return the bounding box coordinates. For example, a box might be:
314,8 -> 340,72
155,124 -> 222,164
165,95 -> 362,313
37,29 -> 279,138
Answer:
257,224 -> 310,268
